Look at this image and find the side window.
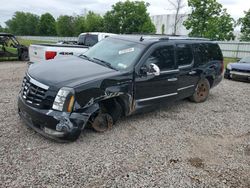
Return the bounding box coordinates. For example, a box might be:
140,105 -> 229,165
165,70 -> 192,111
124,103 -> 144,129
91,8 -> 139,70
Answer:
206,43 -> 223,61
145,45 -> 175,71
78,35 -> 86,45
192,43 -> 209,66
176,44 -> 193,67
85,35 -> 98,46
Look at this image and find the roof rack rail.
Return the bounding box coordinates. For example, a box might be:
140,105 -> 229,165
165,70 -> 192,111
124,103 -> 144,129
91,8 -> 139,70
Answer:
159,37 -> 169,40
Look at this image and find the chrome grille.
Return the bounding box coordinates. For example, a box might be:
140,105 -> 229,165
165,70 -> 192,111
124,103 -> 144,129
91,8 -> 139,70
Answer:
22,75 -> 48,106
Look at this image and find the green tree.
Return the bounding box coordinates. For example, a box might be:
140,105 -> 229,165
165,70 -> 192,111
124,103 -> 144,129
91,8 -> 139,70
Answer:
39,13 -> 56,36
103,1 -> 156,34
184,0 -> 235,40
0,25 -> 3,32
85,11 -> 104,32
5,11 -> 39,35
56,15 -> 75,36
73,16 -> 86,36
238,9 -> 250,41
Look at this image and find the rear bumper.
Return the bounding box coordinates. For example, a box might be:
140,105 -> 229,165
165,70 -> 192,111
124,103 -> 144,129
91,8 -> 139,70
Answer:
18,94 -> 89,141
212,75 -> 222,88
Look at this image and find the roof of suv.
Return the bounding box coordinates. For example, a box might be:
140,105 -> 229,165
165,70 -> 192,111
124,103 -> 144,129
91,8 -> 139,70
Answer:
110,34 -> 214,45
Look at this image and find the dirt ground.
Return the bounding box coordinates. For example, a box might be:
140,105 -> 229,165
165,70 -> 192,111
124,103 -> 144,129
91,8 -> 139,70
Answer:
0,61 -> 249,187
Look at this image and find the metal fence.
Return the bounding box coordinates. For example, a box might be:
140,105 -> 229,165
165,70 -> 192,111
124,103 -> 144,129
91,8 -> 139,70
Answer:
18,36 -> 78,43
217,42 -> 250,59
18,36 -> 250,59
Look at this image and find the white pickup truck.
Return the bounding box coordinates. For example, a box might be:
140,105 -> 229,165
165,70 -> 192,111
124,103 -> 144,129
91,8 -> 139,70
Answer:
29,32 -> 116,63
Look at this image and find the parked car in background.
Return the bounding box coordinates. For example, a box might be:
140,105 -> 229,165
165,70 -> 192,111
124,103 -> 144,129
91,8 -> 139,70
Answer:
224,56 -> 250,82
18,35 -> 223,141
29,32 -> 116,63
0,33 -> 29,61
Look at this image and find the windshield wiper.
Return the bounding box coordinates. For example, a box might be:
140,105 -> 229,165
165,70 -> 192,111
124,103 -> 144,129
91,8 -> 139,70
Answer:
93,57 -> 118,71
79,54 -> 91,60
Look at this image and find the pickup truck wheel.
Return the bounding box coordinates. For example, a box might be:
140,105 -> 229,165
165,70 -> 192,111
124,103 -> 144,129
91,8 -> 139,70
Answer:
19,51 -> 29,61
189,79 -> 210,103
91,113 -> 113,132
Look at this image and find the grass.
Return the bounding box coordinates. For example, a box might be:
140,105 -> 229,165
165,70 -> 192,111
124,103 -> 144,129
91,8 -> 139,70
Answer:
0,38 -> 55,61
17,38 -> 55,46
223,57 -> 238,68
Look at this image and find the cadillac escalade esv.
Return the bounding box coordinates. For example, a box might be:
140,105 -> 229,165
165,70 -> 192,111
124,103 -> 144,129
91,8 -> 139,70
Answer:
18,35 -> 223,141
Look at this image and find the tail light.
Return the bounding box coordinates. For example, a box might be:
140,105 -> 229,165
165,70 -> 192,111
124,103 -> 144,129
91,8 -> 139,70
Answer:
220,61 -> 224,74
45,51 -> 57,60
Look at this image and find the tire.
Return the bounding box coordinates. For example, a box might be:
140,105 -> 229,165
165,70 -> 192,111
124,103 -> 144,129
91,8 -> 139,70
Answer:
224,74 -> 230,79
20,51 -> 29,61
189,78 -> 210,103
91,99 -> 123,132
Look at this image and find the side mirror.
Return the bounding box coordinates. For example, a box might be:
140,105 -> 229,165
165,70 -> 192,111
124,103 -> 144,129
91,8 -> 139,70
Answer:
148,63 -> 160,76
140,63 -> 160,76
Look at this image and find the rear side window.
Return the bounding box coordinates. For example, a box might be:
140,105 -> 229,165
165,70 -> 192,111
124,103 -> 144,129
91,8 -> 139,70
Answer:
85,35 -> 98,46
78,35 -> 85,45
193,43 -> 223,66
146,45 -> 175,71
176,44 -> 193,66
206,43 -> 223,61
192,43 -> 209,66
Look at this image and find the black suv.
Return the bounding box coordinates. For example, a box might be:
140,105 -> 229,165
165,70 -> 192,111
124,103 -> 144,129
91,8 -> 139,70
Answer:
18,35 -> 223,141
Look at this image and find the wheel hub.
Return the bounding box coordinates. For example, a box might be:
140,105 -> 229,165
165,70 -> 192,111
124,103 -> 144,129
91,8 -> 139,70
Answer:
91,113 -> 113,132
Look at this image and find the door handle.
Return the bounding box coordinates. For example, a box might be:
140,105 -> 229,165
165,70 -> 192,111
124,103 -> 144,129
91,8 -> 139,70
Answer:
168,78 -> 178,82
189,70 -> 196,75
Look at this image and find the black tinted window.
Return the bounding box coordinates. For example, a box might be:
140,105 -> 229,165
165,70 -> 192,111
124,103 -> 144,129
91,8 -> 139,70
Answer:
176,44 -> 193,66
193,43 -> 222,65
78,35 -> 85,45
146,45 -> 175,70
85,35 -> 98,46
192,43 -> 209,65
206,43 -> 223,61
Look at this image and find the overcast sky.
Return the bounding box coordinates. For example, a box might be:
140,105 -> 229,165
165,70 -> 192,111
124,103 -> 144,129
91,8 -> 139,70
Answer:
0,0 -> 249,26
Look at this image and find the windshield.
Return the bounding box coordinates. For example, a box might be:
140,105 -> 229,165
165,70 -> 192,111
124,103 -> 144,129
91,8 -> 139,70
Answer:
84,37 -> 145,71
239,56 -> 250,63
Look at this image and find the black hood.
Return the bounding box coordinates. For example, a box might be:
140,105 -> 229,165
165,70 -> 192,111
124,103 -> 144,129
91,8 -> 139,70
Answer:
28,56 -> 119,89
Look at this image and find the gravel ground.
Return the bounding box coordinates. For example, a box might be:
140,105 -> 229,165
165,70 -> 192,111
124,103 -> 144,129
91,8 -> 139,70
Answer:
0,61 -> 250,188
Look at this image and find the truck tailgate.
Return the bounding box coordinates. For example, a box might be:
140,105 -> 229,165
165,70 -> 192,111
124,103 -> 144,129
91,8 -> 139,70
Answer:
29,44 -> 89,63
29,45 -> 46,63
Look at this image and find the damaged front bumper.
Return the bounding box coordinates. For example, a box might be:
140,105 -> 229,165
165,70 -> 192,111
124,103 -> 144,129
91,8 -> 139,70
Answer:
18,95 -> 91,141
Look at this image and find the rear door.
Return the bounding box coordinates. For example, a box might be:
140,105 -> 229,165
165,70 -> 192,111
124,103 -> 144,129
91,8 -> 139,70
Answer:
176,43 -> 200,99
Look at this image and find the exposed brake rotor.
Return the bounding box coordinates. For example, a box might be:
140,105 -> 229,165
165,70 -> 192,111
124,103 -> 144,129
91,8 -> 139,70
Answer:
91,113 -> 113,132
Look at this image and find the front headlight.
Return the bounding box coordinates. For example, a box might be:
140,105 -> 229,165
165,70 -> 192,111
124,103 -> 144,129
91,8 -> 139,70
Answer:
227,64 -> 232,70
52,87 -> 75,112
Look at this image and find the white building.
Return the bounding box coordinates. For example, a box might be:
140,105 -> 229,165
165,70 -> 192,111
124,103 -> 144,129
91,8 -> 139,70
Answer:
151,14 -> 189,35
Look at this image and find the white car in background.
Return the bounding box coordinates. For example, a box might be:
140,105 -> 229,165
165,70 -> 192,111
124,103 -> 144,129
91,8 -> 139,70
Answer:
29,32 -> 116,63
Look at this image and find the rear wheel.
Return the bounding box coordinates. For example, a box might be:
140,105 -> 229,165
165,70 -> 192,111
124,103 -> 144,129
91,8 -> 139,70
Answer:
19,51 -> 29,61
189,79 -> 210,103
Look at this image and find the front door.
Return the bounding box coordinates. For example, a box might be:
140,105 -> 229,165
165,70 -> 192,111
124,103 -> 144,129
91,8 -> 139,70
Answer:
135,44 -> 179,108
